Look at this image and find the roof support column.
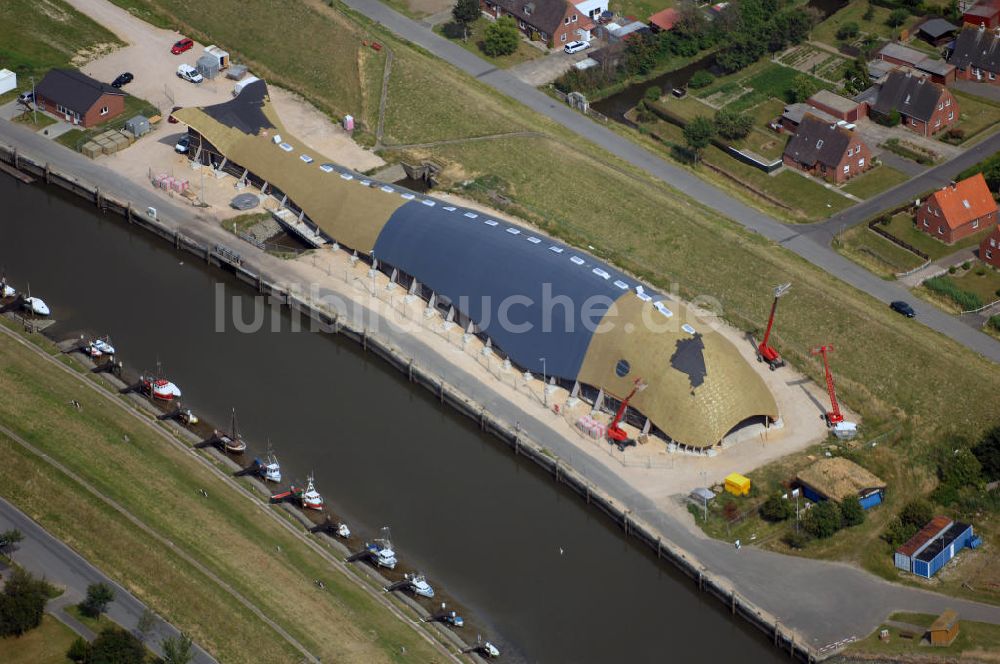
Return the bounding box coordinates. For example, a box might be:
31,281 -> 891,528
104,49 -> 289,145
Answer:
592,388 -> 605,415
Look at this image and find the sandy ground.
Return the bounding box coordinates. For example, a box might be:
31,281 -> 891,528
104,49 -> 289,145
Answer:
63,0 -> 384,173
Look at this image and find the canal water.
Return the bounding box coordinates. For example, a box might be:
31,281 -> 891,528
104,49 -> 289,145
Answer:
0,175 -> 784,663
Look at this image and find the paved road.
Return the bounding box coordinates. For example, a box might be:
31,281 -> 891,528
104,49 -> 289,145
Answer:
339,0 -> 1000,364
0,496 -> 216,664
4,121 -> 1000,654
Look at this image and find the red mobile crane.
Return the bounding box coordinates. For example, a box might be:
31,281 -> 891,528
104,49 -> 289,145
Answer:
811,345 -> 844,425
757,283 -> 791,370
607,379 -> 647,445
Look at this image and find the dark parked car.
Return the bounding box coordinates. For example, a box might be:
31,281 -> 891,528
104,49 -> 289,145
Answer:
890,301 -> 915,318
111,72 -> 133,88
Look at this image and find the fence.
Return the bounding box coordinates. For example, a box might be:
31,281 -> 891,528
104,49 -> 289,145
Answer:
0,143 -> 826,663
868,218 -> 930,260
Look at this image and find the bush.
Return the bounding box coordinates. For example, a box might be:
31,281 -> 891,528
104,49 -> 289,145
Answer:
0,568 -> 53,637
991,314 -> 1000,332
962,260 -> 972,271
760,494 -> 794,522
87,627 -> 145,664
863,2 -> 875,20
925,276 -> 983,310
715,108 -> 753,140
836,22 -> 860,40
840,495 -> 866,527
79,582 -> 114,619
974,426 -> 1000,481
784,530 -> 811,549
946,128 -> 965,141
645,86 -> 662,102
886,8 -> 908,26
722,499 -> 739,521
803,501 -> 842,539
948,265 -> 957,274
900,498 -> 933,529
67,637 -> 89,663
789,74 -> 818,103
883,516 -> 917,547
482,16 -> 519,57
689,70 -> 714,88
876,110 -> 901,127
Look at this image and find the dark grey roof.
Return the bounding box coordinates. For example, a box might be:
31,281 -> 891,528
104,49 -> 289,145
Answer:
782,114 -> 853,169
489,0 -> 568,35
871,70 -> 944,122
35,69 -> 122,115
949,26 -> 1000,73
203,80 -> 274,135
919,18 -> 958,39
372,200 -> 648,379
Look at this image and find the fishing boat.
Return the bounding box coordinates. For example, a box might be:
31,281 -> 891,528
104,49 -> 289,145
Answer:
140,366 -> 182,401
254,453 -> 282,483
366,527 -> 397,569
85,337 -> 116,358
215,408 -> 247,454
442,611 -> 464,628
298,473 -> 324,510
407,573 -> 435,598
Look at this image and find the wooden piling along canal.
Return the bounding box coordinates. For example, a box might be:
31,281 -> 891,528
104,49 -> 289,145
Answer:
0,144 -> 821,663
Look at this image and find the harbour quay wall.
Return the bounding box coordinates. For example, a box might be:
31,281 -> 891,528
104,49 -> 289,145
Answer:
0,144 -> 823,663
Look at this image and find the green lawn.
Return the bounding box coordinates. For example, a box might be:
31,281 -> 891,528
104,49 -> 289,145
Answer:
841,165 -> 909,199
610,0 -> 672,21
811,2 -> 922,47
10,110 -> 58,131
884,212 -> 995,260
65,605 -> 115,634
837,224 -> 926,277
0,615 -> 80,664
696,61 -> 829,113
848,612 -> 1000,657
949,262 -> 1000,304
953,90 -> 1000,142
54,129 -> 86,150
0,0 -> 123,86
434,18 -> 545,70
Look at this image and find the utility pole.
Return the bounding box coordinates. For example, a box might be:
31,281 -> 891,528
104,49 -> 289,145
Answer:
793,488 -> 800,532
31,75 -> 37,125
539,357 -> 547,407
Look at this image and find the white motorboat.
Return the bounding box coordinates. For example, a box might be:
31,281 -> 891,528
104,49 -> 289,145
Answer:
299,474 -> 324,510
256,453 -> 282,483
407,573 -> 435,598
141,375 -> 182,401
23,296 -> 50,316
482,642 -> 500,658
178,408 -> 199,425
1,282 -> 15,298
367,527 -> 397,569
85,337 -> 116,357
335,522 -> 351,539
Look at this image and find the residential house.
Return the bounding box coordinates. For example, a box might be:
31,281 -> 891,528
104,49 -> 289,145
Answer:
778,102 -> 837,133
481,0 -> 594,45
870,70 -> 958,136
877,42 -> 956,85
782,113 -> 872,184
963,0 -> 1000,28
807,89 -> 866,122
917,18 -> 959,46
916,172 -> 998,244
949,26 -> 1000,83
648,7 -> 680,31
34,68 -> 125,128
980,223 -> 1000,267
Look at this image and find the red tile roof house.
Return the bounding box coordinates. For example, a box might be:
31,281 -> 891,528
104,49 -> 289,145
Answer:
870,70 -> 959,137
648,7 -> 680,32
782,113 -> 872,184
981,224 -> 1000,268
916,173 -> 998,245
34,68 -> 125,128
481,0 -> 595,47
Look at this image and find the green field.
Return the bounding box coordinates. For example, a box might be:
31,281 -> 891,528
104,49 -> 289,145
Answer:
884,212 -> 994,260
0,0 -> 123,85
610,0 -> 672,21
841,165 -> 910,199
837,224 -> 926,277
811,1 -> 922,47
922,263 -> 1000,312
0,615 -> 80,664
0,325 -> 445,663
697,62 -> 829,113
953,90 -> 1000,142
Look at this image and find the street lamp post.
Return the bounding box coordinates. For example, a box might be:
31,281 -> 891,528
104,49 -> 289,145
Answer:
31,76 -> 37,126
539,357 -> 547,407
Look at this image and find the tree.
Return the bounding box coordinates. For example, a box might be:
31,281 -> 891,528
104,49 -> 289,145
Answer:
886,8 -> 908,27
162,632 -> 195,664
974,425 -> 1000,481
900,499 -> 933,530
789,75 -> 818,103
80,582 -> 115,619
841,57 -> 871,95
0,529 -> 23,557
67,636 -> 89,663
836,22 -> 859,41
688,70 -> 714,89
451,0 -> 480,41
840,495 -> 865,527
135,608 -> 156,644
760,494 -> 794,522
0,568 -> 51,637
883,516 -> 917,547
482,16 -> 519,57
938,445 -> 982,489
87,627 -> 145,664
714,108 -> 753,140
645,86 -> 662,102
863,2 -> 874,21
803,501 -> 841,539
683,115 -> 715,163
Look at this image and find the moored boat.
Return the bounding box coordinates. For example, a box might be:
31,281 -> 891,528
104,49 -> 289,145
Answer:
140,375 -> 182,401
215,408 -> 247,453
367,527 -> 397,569
23,296 -> 50,316
298,473 -> 324,510
85,337 -> 116,358
255,452 -> 282,483
408,573 -> 434,598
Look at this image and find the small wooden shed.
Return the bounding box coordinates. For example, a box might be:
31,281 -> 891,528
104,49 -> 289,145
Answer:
928,609 -> 959,646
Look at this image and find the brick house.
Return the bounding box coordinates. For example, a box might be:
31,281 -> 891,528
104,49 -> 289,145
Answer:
481,0 -> 594,46
916,173 -> 998,244
981,224 -> 1000,268
34,69 -> 125,128
949,26 -> 1000,84
870,70 -> 958,137
782,113 -> 872,184
877,42 -> 955,85
807,89 -> 867,122
963,0 -> 1000,28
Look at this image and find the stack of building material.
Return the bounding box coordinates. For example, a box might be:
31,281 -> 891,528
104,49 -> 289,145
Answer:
576,415 -> 607,439
81,142 -> 103,159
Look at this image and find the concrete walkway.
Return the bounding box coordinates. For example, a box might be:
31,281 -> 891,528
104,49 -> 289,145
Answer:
876,150 -> 926,177
335,0 -> 1000,366
0,497 -> 216,663
900,246 -> 978,287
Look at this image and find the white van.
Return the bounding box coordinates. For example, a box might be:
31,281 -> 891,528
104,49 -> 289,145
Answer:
232,76 -> 261,96
176,64 -> 204,84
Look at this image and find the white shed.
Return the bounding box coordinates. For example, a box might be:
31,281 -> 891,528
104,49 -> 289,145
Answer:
204,45 -> 230,69
0,69 -> 16,95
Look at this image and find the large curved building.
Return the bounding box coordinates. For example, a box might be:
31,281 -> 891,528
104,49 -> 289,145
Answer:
174,82 -> 778,448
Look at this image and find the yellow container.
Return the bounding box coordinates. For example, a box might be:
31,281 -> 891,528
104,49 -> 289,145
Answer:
724,473 -> 751,497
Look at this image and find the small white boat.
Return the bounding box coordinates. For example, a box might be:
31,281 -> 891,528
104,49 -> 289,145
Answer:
178,408 -> 199,425
299,474 -> 324,510
85,338 -> 116,357
1,283 -> 15,298
408,573 -> 435,598
256,453 -> 282,483
335,522 -> 351,539
23,296 -> 50,316
482,642 -> 500,658
367,527 -> 397,569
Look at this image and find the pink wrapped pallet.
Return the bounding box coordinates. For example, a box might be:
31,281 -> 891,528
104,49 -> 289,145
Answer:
161,176 -> 174,191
